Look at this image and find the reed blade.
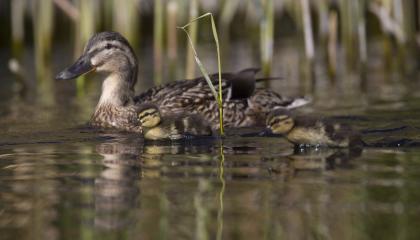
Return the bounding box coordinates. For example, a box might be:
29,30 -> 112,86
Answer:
179,13 -> 224,135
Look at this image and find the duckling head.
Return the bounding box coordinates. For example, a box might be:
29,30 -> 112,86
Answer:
56,31 -> 138,90
266,109 -> 295,134
137,104 -> 162,128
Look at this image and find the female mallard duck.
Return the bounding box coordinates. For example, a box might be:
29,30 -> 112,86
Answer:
56,31 -> 309,132
137,103 -> 213,140
266,109 -> 362,148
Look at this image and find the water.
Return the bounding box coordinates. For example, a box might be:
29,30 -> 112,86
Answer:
1,41 -> 420,240
2,128 -> 420,240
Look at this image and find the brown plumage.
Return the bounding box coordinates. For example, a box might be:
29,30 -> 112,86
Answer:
56,31 -> 310,132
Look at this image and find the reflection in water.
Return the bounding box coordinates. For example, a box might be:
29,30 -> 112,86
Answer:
2,133 -> 420,239
94,142 -> 141,231
136,138 -> 364,239
216,145 -> 225,240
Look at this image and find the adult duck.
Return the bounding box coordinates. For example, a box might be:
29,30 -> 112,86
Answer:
56,31 -> 309,132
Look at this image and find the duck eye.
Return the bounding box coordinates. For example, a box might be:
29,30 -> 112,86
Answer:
105,44 -> 112,50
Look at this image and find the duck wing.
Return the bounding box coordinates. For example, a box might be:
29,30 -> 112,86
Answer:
134,76 -> 230,115
133,69 -> 308,128
134,68 -> 270,106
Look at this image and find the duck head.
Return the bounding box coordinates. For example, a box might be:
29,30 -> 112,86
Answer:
137,104 -> 162,128
56,31 -> 138,106
266,109 -> 295,134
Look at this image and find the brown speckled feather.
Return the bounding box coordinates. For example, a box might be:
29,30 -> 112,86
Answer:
134,76 -> 305,129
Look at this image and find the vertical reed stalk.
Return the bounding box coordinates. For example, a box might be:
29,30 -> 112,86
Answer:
11,0 -> 25,58
194,179 -> 210,240
356,0 -> 368,86
159,193 -> 169,240
113,0 -> 139,44
76,0 -> 96,52
260,0 -> 274,77
220,0 -> 240,27
393,0 -> 406,44
317,0 -> 329,43
301,0 -> 314,62
11,0 -> 27,94
75,0 -> 96,94
216,143 -> 225,240
219,0 -> 239,57
33,0 -> 54,105
357,0 -> 368,65
33,0 -> 54,82
185,0 -> 198,79
179,13 -> 224,135
154,0 -> 164,85
340,0 -> 356,67
393,0 -> 408,73
327,11 -> 338,79
418,1 -> 420,47
300,0 -> 315,91
167,0 -> 178,78
103,0 -> 113,29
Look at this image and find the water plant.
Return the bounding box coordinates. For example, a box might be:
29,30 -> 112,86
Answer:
178,13 -> 224,135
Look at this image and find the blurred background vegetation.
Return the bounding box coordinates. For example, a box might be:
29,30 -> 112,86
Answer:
0,0 -> 419,104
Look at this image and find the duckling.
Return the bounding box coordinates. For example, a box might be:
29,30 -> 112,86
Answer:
136,103 -> 213,140
266,109 -> 362,148
55,31 -> 309,132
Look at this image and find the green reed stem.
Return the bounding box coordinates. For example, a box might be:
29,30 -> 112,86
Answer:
154,0 -> 163,85
185,0 -> 198,79
178,13 -> 224,135
216,143 -> 225,240
75,0 -> 96,95
260,0 -> 274,77
11,0 -> 25,58
167,0 -> 178,78
113,0 -> 139,45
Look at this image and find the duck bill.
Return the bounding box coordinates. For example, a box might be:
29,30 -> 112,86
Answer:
55,55 -> 95,80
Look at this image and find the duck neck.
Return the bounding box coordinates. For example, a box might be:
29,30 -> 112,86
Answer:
97,72 -> 134,108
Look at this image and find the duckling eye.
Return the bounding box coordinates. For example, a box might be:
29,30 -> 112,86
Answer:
105,44 -> 112,50
269,118 -> 281,126
139,110 -> 157,119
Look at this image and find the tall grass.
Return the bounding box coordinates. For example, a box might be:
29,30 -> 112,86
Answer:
216,143 -> 225,240
260,0 -> 274,77
166,0 -> 178,78
33,0 -> 54,105
185,0 -> 199,79
178,13 -> 224,135
153,0 -> 163,85
75,0 -> 96,94
11,0 -> 25,58
5,0 -> 420,99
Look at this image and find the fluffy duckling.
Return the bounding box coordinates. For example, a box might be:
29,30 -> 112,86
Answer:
266,109 -> 362,148
137,104 -> 213,141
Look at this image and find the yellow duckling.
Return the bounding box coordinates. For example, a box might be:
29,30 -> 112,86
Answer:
266,109 -> 362,148
137,104 -> 213,141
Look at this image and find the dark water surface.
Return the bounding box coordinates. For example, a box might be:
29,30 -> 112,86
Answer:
1,42 -> 420,239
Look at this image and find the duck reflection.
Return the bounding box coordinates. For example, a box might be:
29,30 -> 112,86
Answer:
139,140 -> 216,179
94,140 -> 142,230
265,146 -> 362,178
92,135 -> 363,238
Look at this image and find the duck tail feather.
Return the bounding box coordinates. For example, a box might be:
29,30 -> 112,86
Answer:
255,77 -> 284,82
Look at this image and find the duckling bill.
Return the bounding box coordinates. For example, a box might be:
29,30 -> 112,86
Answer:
266,109 -> 362,148
137,103 -> 213,141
